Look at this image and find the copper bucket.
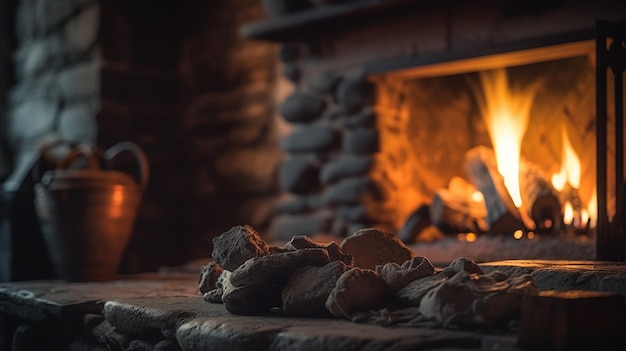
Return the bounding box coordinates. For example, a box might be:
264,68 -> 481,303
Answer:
34,142 -> 148,282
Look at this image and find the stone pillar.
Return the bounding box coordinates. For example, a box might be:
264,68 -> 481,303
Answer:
6,0 -> 100,156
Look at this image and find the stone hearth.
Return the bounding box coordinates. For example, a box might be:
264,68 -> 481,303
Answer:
1,260 -> 626,350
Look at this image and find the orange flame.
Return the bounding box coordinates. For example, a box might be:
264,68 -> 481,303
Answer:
551,126 -> 581,191
476,69 -> 538,208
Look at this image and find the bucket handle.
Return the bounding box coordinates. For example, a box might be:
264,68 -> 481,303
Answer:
103,141 -> 150,193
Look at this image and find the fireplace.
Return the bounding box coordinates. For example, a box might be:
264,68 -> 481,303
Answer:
242,0 -> 626,260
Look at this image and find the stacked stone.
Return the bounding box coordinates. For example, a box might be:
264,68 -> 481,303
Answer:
6,0 -> 100,155
271,43 -> 388,240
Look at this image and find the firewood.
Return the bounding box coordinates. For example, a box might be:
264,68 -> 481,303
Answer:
519,159 -> 561,232
464,146 -> 523,233
429,188 -> 488,234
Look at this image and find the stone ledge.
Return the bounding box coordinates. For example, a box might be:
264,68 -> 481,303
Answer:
2,260 -> 626,350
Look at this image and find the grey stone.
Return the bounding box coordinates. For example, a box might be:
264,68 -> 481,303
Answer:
6,98 -> 58,149
274,197 -> 309,214
325,268 -> 391,317
16,0 -> 76,40
396,258 -> 484,307
323,177 -> 375,206
204,270 -> 231,303
337,206 -> 368,222
376,257 -> 436,291
278,43 -> 300,63
57,61 -> 100,101
64,5 -> 99,53
13,34 -> 66,80
278,157 -> 320,194
419,271 -> 537,327
319,155 -> 372,184
283,64 -> 301,83
340,228 -> 414,270
198,262 -> 224,294
57,100 -> 99,146
230,248 -> 331,288
335,78 -> 374,113
341,107 -> 376,128
270,211 -> 334,242
448,257 -> 484,275
279,93 -> 327,123
397,204 -> 431,243
281,125 -> 338,154
8,72 -> 59,104
284,235 -> 353,265
307,72 -> 343,95
223,283 -> 283,315
342,128 -> 379,154
282,261 -> 348,317
211,225 -> 270,271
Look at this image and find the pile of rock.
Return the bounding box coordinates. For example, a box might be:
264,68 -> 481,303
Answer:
199,225 -> 538,328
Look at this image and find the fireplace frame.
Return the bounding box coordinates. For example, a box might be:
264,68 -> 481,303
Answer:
243,0 -> 626,259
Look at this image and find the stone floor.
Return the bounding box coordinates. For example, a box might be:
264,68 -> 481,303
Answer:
1,260 -> 626,351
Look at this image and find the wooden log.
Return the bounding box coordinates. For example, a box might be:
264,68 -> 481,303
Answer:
429,177 -> 488,234
464,146 -> 523,233
519,158 -> 561,233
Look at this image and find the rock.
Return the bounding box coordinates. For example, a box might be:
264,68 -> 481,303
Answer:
342,128 -> 379,154
198,262 -> 224,294
341,107 -> 376,128
279,92 -> 327,123
281,125 -> 338,153
230,248 -> 331,288
283,64 -> 301,83
282,261 -> 349,317
223,283 -> 283,315
270,211 -> 334,242
211,225 -> 270,271
278,157 -> 320,194
335,78 -> 374,113
376,257 -> 435,291
397,204 -> 431,243
284,235 -> 353,265
323,177 -> 376,206
273,197 -> 309,214
307,72 -> 343,95
204,270 -> 231,303
396,257 -> 484,307
337,206 -> 368,222
57,61 -> 100,100
419,271 -> 538,327
325,268 -> 391,317
340,228 -> 414,270
448,257 -> 484,275
319,155 -> 372,184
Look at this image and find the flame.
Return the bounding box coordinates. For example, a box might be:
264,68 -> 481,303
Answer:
563,201 -> 574,225
476,69 -> 537,208
587,188 -> 597,228
551,126 -> 581,191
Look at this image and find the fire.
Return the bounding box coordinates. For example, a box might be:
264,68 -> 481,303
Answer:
551,125 -> 581,191
476,69 -> 538,208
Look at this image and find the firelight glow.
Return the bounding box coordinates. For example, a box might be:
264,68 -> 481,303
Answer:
551,125 -> 581,191
476,69 -> 537,208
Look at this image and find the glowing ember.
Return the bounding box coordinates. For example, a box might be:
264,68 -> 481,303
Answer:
563,201 -> 574,225
475,69 -> 538,208
551,125 -> 581,191
587,189 -> 597,228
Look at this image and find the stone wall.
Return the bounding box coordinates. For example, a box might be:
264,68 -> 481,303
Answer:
3,0 -> 283,275
5,0 -> 100,158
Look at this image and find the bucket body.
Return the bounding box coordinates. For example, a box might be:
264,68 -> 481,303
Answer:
34,170 -> 141,281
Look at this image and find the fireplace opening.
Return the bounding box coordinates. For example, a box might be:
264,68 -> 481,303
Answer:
370,44 -> 603,244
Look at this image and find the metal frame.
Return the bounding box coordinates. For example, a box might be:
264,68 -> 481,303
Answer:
596,19 -> 626,261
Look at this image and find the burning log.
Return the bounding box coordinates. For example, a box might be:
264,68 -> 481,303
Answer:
429,177 -> 488,234
519,159 -> 561,233
464,146 -> 523,233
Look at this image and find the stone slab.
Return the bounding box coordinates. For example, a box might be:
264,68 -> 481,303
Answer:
2,260 -> 626,350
